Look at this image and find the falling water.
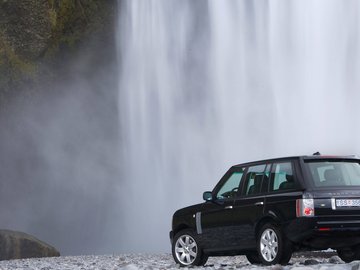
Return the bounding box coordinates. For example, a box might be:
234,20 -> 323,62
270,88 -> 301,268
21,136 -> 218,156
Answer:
117,0 -> 360,252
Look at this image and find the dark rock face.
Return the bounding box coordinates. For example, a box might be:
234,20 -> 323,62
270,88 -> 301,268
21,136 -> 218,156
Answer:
0,0 -> 117,110
0,230 -> 60,260
0,1 -> 118,255
0,0 -> 52,60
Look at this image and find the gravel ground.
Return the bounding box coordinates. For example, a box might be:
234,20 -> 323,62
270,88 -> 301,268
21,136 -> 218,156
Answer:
0,253 -> 358,270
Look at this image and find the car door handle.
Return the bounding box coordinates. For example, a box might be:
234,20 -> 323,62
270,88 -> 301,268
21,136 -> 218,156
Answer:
254,202 -> 264,206
224,206 -> 233,209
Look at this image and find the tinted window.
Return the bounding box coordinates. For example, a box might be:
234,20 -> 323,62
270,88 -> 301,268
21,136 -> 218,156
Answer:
244,164 -> 266,195
270,162 -> 295,191
306,161 -> 360,187
216,169 -> 244,199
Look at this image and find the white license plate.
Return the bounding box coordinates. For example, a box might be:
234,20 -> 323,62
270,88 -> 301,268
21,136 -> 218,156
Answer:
336,199 -> 360,207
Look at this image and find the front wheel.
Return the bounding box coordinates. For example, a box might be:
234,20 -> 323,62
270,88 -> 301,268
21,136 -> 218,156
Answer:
172,229 -> 207,267
257,223 -> 292,265
246,251 -> 261,264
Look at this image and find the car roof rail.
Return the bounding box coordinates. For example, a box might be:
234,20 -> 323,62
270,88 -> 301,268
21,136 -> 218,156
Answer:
346,154 -> 359,158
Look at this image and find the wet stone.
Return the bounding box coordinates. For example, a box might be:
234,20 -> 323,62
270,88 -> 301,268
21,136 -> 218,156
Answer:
291,267 -> 314,270
351,262 -> 360,270
271,264 -> 283,270
304,259 -> 320,265
329,256 -> 343,264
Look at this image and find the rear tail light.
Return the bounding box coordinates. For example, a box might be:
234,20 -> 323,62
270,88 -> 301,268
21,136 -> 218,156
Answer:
296,199 -> 315,217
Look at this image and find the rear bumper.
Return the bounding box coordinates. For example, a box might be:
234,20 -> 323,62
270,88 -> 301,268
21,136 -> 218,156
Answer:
287,217 -> 360,249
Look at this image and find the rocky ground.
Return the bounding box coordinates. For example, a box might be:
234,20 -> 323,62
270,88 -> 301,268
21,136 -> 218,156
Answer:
0,253 -> 358,270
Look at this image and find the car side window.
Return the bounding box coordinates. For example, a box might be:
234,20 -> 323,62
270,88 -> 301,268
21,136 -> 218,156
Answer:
243,164 -> 266,196
216,169 -> 245,200
270,162 -> 295,191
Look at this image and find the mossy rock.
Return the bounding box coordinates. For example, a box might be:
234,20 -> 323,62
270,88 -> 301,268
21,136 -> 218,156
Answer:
0,0 -> 52,60
0,0 -> 117,108
46,0 -> 117,57
0,230 -> 60,260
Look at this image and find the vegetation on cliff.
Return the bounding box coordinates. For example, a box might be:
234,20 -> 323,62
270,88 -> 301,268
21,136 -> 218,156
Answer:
0,0 -> 117,110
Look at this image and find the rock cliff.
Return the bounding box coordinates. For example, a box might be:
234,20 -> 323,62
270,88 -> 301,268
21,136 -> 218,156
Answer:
0,0 -> 117,110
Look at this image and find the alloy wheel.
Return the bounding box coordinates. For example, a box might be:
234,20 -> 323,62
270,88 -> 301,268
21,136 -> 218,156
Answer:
174,234 -> 198,265
260,228 -> 279,262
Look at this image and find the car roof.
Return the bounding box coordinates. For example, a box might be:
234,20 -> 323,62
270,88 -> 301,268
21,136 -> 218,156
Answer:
232,155 -> 360,168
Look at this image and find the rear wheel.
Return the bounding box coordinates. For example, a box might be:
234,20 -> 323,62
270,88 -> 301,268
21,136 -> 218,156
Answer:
337,247 -> 360,263
257,223 -> 292,265
172,229 -> 207,266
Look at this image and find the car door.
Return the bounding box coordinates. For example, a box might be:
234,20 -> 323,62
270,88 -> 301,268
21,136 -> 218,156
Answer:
264,161 -> 303,229
231,163 -> 270,249
200,166 -> 245,251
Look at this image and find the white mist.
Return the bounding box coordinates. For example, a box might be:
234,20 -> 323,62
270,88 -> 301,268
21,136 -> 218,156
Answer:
117,0 -> 360,252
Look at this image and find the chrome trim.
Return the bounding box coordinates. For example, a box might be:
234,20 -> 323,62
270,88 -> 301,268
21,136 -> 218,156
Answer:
255,201 -> 264,206
318,220 -> 360,225
331,198 -> 336,210
195,212 -> 202,234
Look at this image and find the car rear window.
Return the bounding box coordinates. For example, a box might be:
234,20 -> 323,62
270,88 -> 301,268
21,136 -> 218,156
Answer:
305,161 -> 360,187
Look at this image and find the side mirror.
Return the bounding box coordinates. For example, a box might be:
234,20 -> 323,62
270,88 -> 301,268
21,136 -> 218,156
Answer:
203,191 -> 213,201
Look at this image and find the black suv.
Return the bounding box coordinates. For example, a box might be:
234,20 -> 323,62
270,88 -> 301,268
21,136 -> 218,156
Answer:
170,155 -> 360,266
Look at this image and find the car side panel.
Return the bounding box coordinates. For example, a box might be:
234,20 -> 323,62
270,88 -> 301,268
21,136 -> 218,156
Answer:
200,200 -> 239,250
231,195 -> 265,249
263,191 -> 303,239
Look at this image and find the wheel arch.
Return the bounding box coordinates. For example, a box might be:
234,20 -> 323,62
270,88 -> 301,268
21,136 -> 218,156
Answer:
255,215 -> 281,238
174,223 -> 192,236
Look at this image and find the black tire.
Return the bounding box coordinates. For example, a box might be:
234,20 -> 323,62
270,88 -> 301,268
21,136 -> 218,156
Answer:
257,223 -> 292,266
337,247 -> 360,263
172,229 -> 207,267
246,251 -> 261,264
199,254 -> 209,266
279,244 -> 293,265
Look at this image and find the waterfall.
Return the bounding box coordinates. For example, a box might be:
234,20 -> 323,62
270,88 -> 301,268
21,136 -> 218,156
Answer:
117,0 -> 360,252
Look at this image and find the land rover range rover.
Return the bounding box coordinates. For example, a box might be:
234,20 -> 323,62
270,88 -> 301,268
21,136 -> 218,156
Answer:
170,154 -> 360,266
